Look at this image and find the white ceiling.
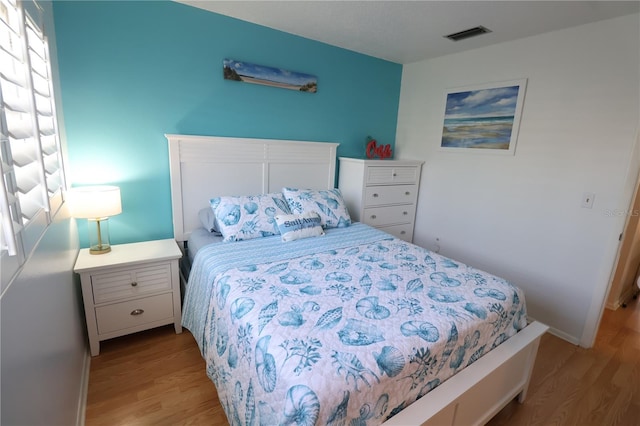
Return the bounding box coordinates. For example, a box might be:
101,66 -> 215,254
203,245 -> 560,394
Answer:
178,1 -> 639,64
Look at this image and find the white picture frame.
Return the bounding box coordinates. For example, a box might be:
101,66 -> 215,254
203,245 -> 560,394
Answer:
439,78 -> 527,155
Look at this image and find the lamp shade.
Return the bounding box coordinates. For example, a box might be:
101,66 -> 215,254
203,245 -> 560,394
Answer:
68,186 -> 122,219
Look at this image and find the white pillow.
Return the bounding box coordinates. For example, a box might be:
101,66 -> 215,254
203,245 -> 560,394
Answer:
282,187 -> 351,229
274,211 -> 325,242
211,192 -> 291,242
198,207 -> 221,234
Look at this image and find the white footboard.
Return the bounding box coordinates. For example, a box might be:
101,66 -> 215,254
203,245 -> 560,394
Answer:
384,321 -> 548,426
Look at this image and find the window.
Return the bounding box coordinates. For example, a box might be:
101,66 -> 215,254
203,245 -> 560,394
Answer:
0,0 -> 66,285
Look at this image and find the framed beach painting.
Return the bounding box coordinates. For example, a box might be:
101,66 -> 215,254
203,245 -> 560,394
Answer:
223,59 -> 317,93
439,78 -> 527,155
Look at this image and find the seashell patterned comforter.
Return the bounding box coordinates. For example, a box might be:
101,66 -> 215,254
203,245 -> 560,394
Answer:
182,223 -> 528,425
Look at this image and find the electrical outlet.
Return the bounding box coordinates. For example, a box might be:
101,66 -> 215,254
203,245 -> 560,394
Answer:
582,192 -> 595,209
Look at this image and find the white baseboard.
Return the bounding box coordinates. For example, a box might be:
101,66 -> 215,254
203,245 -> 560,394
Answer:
76,349 -> 91,426
606,301 -> 620,310
546,326 -> 581,346
606,284 -> 639,311
620,284 -> 639,306
528,315 -> 580,346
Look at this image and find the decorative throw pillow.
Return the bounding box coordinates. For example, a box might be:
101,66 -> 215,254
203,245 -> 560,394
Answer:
211,192 -> 291,242
282,187 -> 351,229
274,211 -> 325,242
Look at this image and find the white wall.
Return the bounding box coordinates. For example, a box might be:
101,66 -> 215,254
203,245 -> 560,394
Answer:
1,207 -> 87,425
395,14 -> 640,346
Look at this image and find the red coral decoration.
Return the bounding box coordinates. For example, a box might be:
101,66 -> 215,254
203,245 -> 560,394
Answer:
365,136 -> 393,159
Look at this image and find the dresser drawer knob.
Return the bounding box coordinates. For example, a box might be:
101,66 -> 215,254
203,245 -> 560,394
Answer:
370,215 -> 377,220
131,282 -> 138,287
400,231 -> 406,235
392,173 -> 397,177
372,193 -> 379,198
130,309 -> 144,316
403,211 -> 408,215
405,191 -> 410,196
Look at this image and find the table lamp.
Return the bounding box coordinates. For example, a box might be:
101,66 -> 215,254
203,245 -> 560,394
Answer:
69,186 -> 122,254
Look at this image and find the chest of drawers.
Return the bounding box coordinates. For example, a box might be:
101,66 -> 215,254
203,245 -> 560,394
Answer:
74,239 -> 183,356
338,158 -> 423,242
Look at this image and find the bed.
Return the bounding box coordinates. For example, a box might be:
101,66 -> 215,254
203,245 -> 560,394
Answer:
167,134 -> 548,426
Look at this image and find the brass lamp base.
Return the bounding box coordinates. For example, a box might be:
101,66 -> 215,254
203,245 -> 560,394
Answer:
88,218 -> 112,255
89,245 -> 111,255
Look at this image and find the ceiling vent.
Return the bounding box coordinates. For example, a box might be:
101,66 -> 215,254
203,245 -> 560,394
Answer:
444,26 -> 491,42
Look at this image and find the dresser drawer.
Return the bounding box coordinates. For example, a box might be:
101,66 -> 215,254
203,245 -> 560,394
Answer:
363,204 -> 416,227
91,262 -> 172,304
365,166 -> 419,185
378,223 -> 414,242
95,293 -> 174,335
364,184 -> 418,207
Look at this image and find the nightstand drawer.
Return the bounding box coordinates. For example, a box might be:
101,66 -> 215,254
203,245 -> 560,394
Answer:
95,293 -> 174,335
365,166 -> 419,185
363,204 -> 416,226
91,262 -> 172,304
364,184 -> 418,206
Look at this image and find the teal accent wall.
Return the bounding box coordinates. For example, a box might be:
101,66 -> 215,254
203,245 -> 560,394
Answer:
54,1 -> 402,246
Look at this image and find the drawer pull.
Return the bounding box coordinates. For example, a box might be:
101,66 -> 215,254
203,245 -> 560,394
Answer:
392,173 -> 397,177
130,309 -> 145,316
400,231 -> 406,235
370,215 -> 377,220
405,191 -> 410,196
131,282 -> 138,287
372,193 -> 379,198
403,211 -> 408,215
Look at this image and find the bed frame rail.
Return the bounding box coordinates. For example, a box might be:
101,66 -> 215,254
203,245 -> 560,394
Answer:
384,321 -> 548,426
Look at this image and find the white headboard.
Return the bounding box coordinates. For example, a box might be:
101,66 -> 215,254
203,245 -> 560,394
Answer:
166,134 -> 340,242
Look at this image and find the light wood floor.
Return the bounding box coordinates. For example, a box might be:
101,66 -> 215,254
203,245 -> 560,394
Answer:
85,296 -> 640,425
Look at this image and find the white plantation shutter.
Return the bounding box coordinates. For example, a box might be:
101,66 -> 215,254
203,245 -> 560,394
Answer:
26,10 -> 64,211
0,0 -> 65,267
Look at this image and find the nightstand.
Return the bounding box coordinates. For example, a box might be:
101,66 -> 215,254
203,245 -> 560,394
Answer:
74,239 -> 183,356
